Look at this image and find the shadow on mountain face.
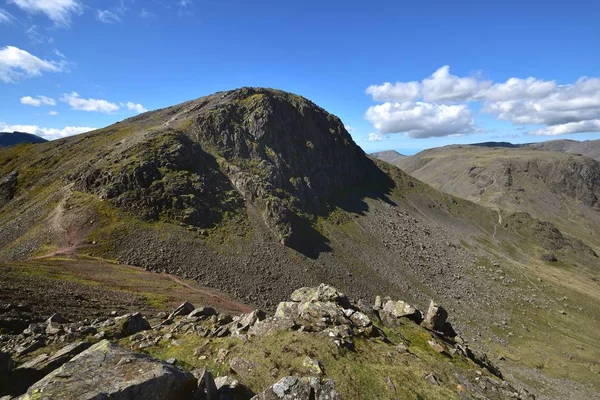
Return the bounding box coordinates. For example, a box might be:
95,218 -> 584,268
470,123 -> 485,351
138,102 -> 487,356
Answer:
332,159 -> 398,215
286,160 -> 396,259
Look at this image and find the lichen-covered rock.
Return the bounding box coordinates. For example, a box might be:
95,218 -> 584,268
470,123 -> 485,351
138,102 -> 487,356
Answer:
380,300 -> 422,324
251,376 -> 340,400
275,302 -> 299,320
20,340 -> 197,400
291,284 -> 351,308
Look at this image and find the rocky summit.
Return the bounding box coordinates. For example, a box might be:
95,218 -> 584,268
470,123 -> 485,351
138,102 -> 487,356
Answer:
1,88 -> 599,399
1,284 -> 534,400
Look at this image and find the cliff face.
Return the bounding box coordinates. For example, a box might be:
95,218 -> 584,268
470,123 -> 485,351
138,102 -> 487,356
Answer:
70,88 -> 376,248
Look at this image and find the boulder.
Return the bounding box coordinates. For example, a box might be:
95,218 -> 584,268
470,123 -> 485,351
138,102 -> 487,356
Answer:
20,340 -> 197,399
302,357 -> 323,376
422,300 -> 448,332
275,302 -> 299,320
290,284 -> 350,308
187,307 -> 218,319
297,301 -> 345,325
380,300 -> 422,324
349,311 -> 371,328
251,376 -> 340,400
46,313 -> 69,324
169,302 -> 196,319
114,312 -> 151,337
237,310 -> 266,331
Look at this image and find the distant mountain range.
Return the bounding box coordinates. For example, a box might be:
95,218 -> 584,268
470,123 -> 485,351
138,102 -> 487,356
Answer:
369,150 -> 407,165
0,132 -> 47,147
471,139 -> 600,161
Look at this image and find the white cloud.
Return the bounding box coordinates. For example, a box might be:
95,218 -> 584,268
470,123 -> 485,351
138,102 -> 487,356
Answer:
367,66 -> 600,137
481,77 -> 556,102
0,9 -> 15,23
531,120 -> 600,136
9,0 -> 83,26
97,9 -> 121,23
20,95 -> 56,106
482,77 -> 600,131
365,133 -> 384,141
422,66 -> 490,103
365,81 -> 420,102
0,46 -> 67,83
0,122 -> 94,140
60,92 -> 119,113
344,125 -> 355,133
53,49 -> 66,58
126,101 -> 147,113
365,101 -> 475,139
49,110 -> 58,115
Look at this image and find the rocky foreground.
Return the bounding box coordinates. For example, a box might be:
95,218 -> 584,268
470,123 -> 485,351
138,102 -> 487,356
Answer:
0,284 -> 534,399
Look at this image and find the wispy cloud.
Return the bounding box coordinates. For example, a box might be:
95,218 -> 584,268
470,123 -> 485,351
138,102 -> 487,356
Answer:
8,0 -> 83,27
97,9 -> 121,24
25,25 -> 54,44
20,95 -> 56,106
0,46 -> 68,83
60,92 -> 119,113
0,9 -> 16,24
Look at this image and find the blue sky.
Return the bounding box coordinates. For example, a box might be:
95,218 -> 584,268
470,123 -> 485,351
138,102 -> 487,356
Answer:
1,0 -> 599,154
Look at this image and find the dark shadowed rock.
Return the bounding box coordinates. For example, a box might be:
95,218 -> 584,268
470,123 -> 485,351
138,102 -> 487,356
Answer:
422,300 -> 448,332
20,340 -> 197,400
0,352 -> 14,373
46,313 -> 69,324
169,302 -> 196,320
114,312 -> 151,337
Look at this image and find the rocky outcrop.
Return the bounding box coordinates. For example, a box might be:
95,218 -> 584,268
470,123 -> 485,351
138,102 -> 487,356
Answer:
72,133 -> 245,229
0,285 -> 533,400
19,340 -> 197,400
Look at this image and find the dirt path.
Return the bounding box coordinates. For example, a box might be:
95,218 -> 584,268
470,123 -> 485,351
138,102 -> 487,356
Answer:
14,256 -> 252,315
165,273 -> 253,313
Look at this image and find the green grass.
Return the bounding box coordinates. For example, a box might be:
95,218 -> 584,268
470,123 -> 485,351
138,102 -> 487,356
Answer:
130,316 -> 491,400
